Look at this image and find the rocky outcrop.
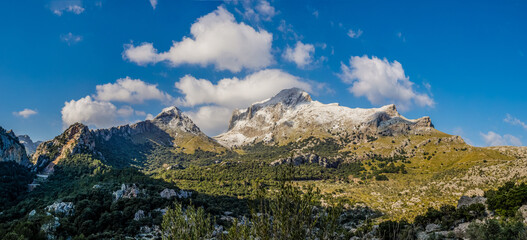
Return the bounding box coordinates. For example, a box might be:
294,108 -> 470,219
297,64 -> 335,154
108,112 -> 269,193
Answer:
17,134 -> 42,156
41,216 -> 60,240
0,126 -> 31,167
93,106 -> 225,153
457,196 -> 487,209
32,123 -> 100,173
159,188 -> 192,199
215,88 -> 437,147
113,183 -> 146,201
134,210 -> 147,221
45,202 -> 75,216
270,153 -> 341,168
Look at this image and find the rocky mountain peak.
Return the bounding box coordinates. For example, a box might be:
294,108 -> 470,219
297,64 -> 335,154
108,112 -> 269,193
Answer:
17,134 -> 43,156
151,106 -> 202,135
32,122 -> 98,173
216,88 -> 436,147
261,88 -> 312,108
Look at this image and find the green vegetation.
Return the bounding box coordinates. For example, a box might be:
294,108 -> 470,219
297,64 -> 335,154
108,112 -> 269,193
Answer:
162,170 -> 349,240
162,202 -> 215,240
0,162 -> 33,210
486,181 -> 527,217
466,219 -> 527,240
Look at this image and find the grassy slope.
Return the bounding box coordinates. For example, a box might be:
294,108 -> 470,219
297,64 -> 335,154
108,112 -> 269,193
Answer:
298,133 -> 524,221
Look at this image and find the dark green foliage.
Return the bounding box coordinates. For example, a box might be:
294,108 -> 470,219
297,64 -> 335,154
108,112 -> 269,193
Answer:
0,162 -> 33,210
162,202 -> 215,240
95,135 -> 151,168
377,220 -> 413,240
0,154 -> 179,239
375,174 -> 389,181
413,204 -> 486,230
466,219 -> 527,240
485,181 -> 527,217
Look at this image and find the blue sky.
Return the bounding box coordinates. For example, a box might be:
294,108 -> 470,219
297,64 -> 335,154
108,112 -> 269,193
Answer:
1,0 -> 526,147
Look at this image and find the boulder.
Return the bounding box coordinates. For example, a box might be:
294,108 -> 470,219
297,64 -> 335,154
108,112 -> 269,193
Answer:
518,205 -> 527,223
457,196 -> 486,208
159,188 -> 192,199
425,223 -> 441,233
113,183 -> 145,201
45,202 -> 74,216
134,210 -> 146,221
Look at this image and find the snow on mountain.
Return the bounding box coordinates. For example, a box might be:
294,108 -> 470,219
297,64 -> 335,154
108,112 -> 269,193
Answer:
214,88 -> 434,147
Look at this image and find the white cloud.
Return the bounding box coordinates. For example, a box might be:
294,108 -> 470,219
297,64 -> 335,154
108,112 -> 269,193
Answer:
185,106 -> 233,136
146,114 -> 154,120
347,29 -> 363,38
504,114 -> 527,130
175,69 -> 312,108
117,106 -> 135,117
122,43 -> 158,65
340,55 -> 434,110
277,19 -> 299,40
60,32 -> 82,45
480,131 -> 522,146
123,6 -> 273,72
13,109 -> 37,118
61,96 -> 119,128
95,77 -> 173,104
51,0 -> 85,16
175,69 -> 312,135
282,41 -> 315,68
149,0 -> 158,9
231,0 -> 276,22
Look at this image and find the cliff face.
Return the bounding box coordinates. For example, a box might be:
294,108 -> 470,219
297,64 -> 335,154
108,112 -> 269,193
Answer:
215,88 -> 436,147
0,127 -> 31,167
94,106 -> 225,154
32,123 -> 100,173
17,135 -> 42,156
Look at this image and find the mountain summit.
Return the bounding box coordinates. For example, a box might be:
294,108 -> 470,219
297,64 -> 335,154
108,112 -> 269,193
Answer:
215,88 -> 435,147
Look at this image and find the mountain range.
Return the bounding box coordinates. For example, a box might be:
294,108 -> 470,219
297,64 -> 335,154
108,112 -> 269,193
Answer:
1,87 -> 446,172
1,88 -> 527,239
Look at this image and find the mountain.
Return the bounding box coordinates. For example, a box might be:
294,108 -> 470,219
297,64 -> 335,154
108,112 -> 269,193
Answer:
215,88 -> 436,147
32,123 -> 100,173
94,106 -> 224,154
17,134 -> 42,156
32,106 -> 224,172
0,127 -> 30,167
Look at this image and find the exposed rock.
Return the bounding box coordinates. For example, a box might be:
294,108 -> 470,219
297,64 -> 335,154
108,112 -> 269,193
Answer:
134,210 -> 146,221
17,134 -> 42,156
32,123 -> 100,173
45,202 -> 75,216
159,188 -> 192,199
113,183 -> 145,201
41,216 -> 60,240
28,209 -> 36,217
425,223 -> 441,233
0,126 -> 31,166
160,188 -> 177,199
518,205 -> 527,224
215,88 -> 436,147
454,222 -> 472,239
93,106 -> 224,153
457,196 -> 487,208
